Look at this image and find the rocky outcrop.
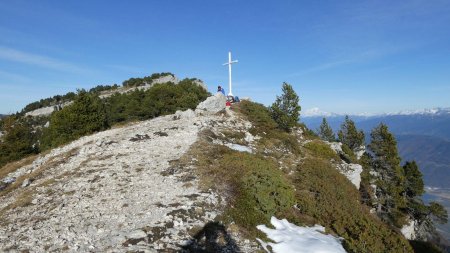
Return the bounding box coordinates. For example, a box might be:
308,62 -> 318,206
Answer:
336,163 -> 363,189
401,219 -> 417,240
151,74 -> 179,85
195,93 -> 227,115
192,79 -> 207,91
24,101 -> 73,117
326,141 -> 363,189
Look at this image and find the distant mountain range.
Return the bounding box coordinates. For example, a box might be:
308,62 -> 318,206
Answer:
0,114 -> 7,119
302,107 -> 450,188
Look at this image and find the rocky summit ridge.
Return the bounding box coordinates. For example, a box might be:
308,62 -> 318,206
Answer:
0,94 -> 256,252
1,94 -> 373,252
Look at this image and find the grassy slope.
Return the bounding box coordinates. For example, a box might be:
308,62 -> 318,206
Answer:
184,101 -> 413,253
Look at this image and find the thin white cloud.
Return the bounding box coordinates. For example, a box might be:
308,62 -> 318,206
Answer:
0,70 -> 31,83
0,46 -> 92,74
288,45 -> 415,77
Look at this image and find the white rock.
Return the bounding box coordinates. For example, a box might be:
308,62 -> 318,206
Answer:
2,177 -> 16,184
192,79 -> 207,91
355,145 -> 366,160
327,142 -> 343,153
336,163 -> 363,189
174,109 -> 195,120
401,219 -> 417,240
195,93 -> 226,114
126,229 -> 147,240
151,75 -> 179,85
21,178 -> 32,188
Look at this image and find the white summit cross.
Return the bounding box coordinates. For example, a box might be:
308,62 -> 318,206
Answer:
223,51 -> 238,96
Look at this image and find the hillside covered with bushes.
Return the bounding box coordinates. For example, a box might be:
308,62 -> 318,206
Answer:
0,74 -> 209,169
0,78 -> 447,252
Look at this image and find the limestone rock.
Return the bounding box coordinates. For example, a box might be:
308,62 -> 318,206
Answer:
336,163 -> 363,189
401,219 -> 417,240
195,93 -> 226,114
21,178 -> 32,188
355,145 -> 366,160
328,142 -> 343,153
151,74 -> 179,85
192,79 -> 207,91
174,109 -> 195,120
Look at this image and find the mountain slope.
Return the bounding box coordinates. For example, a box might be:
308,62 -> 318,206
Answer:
0,111 -> 227,252
0,99 -> 418,252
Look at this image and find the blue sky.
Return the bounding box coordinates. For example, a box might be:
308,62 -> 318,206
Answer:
1,0 -> 450,115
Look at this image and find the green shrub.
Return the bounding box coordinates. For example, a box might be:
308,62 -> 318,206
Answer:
106,80 -> 208,124
0,116 -> 38,168
40,90 -> 108,150
235,101 -> 301,155
304,140 -> 339,160
220,152 -> 295,229
292,157 -> 413,253
235,100 -> 278,135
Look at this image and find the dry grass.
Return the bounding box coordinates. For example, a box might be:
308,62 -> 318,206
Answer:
0,154 -> 39,180
0,147 -> 80,220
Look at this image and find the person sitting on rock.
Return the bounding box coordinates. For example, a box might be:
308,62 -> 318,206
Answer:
218,85 -> 225,95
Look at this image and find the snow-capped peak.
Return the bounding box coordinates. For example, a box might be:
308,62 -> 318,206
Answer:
303,107 -> 336,117
385,107 -> 450,116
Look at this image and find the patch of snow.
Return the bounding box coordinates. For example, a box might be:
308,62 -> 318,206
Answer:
257,217 -> 347,253
225,143 -> 252,153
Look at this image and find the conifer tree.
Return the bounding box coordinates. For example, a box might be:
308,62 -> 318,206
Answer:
428,202 -> 448,224
269,82 -> 301,132
368,123 -> 407,226
403,161 -> 425,199
317,117 -> 335,142
337,116 -> 365,151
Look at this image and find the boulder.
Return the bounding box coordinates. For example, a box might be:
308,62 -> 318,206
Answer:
336,163 -> 363,189
195,93 -> 226,114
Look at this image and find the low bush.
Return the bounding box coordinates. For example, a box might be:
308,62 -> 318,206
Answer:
226,152 -> 295,228
304,140 -> 339,160
292,157 -> 413,253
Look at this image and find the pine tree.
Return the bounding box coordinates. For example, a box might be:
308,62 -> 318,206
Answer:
337,115 -> 365,151
317,117 -> 335,142
368,123 -> 406,226
269,82 -> 301,132
428,202 -> 448,224
403,161 -> 424,199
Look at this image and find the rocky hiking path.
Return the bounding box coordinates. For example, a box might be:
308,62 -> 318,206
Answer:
0,94 -> 257,252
